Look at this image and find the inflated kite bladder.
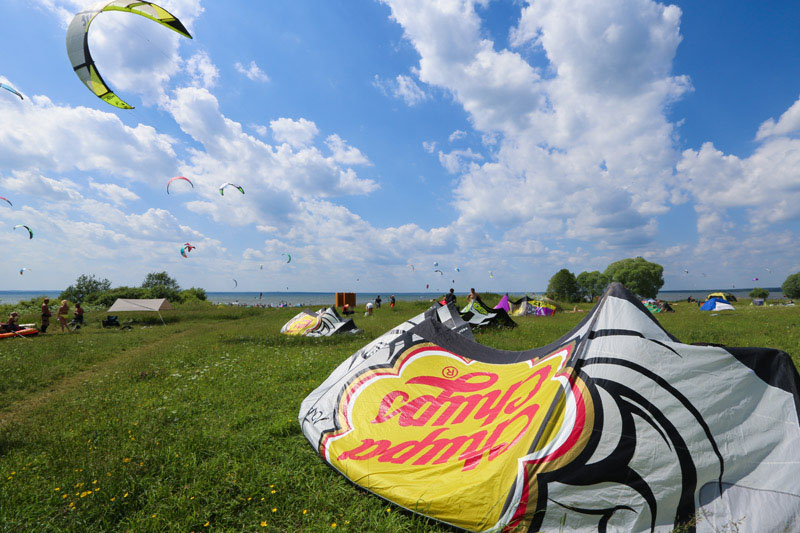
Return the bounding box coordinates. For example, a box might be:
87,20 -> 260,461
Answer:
300,283 -> 800,532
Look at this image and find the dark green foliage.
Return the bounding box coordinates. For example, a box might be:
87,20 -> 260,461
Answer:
546,269 -> 580,302
576,271 -> 609,301
142,271 -> 180,292
783,272 -> 800,299
181,287 -> 207,302
749,287 -> 769,299
604,257 -> 664,299
59,274 -> 111,304
89,286 -> 151,307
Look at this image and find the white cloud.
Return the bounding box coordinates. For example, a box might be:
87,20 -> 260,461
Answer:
234,60 -> 270,83
186,51 -> 219,89
422,140 -> 437,153
448,129 -> 467,142
755,94 -> 800,140
270,117 -> 319,148
373,74 -> 428,106
325,134 -> 372,166
88,182 -> 140,205
438,148 -> 483,174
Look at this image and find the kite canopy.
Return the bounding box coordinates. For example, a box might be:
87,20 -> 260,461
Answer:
510,295 -> 560,316
0,196 -> 11,207
300,283 -> 800,532
0,83 -> 23,100
13,224 -> 33,239
460,297 -> 516,329
19,267 -> 29,276
166,176 -> 193,194
219,182 -> 245,195
280,307 -> 361,337
66,1 -> 192,109
493,293 -> 510,312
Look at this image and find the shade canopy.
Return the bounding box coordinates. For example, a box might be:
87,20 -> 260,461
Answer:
107,298 -> 174,312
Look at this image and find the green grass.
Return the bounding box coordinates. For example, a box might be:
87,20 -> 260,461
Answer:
0,299 -> 797,531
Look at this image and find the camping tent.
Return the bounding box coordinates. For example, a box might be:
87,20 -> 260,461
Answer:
510,295 -> 561,316
460,297 -> 516,329
700,297 -> 735,311
280,307 -> 361,337
707,292 -> 737,302
107,298 -> 173,325
300,283 -> 800,532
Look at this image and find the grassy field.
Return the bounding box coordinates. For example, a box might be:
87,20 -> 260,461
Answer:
0,298 -> 798,532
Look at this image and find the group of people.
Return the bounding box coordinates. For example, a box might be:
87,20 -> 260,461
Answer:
364,294 -> 397,316
39,298 -> 83,333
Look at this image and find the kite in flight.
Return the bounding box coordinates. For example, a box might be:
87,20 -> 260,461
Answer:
19,267 -> 29,276
232,279 -> 238,288
434,269 -> 443,275
489,271 -> 494,279
0,83 -> 23,100
219,183 -> 245,196
0,196 -> 11,207
66,1 -> 192,109
283,253 -> 292,264
407,263 -> 415,272
13,225 -> 33,239
166,176 -> 193,194
180,243 -> 195,258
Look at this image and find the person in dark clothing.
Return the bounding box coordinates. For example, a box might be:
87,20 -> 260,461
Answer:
444,288 -> 457,305
375,295 -> 382,308
73,303 -> 85,325
40,298 -> 51,333
390,295 -> 396,309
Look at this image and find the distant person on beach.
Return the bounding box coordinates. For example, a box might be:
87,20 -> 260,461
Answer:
40,298 -> 51,333
2,312 -> 20,332
57,300 -> 70,333
390,295 -> 396,309
365,302 -> 374,317
375,295 -> 382,309
444,288 -> 457,305
73,303 -> 84,326
467,288 -> 478,303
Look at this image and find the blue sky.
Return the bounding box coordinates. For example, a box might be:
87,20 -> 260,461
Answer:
1,0 -> 799,293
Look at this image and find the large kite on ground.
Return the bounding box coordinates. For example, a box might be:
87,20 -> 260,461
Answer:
460,297 -> 516,330
280,307 -> 361,337
300,283 -> 800,532
510,295 -> 561,316
66,1 -> 192,109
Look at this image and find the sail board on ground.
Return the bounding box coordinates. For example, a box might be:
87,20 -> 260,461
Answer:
460,296 -> 516,329
300,282 -> 800,532
280,307 -> 361,337
510,295 -> 561,316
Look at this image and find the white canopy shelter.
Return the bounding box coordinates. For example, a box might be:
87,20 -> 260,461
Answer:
107,298 -> 173,325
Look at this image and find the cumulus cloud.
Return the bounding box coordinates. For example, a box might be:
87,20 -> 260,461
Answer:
270,117 -> 319,148
438,148 -> 483,174
186,51 -> 219,89
373,74 -> 428,106
448,130 -> 467,142
235,60 -> 270,82
755,94 -> 800,140
89,182 -> 141,205
422,140 -> 437,153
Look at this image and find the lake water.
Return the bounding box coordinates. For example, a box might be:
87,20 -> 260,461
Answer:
0,288 -> 786,306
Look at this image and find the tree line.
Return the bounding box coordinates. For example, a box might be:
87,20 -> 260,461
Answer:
546,258 -> 800,302
59,272 -> 207,307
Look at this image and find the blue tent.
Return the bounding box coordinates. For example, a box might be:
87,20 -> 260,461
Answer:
701,297 -> 734,311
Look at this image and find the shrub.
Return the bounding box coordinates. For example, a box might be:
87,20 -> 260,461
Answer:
604,257 -> 664,299
782,272 -> 800,299
749,287 -> 769,299
546,269 -> 580,302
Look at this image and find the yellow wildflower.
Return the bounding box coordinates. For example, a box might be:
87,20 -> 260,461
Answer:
331,523 -> 337,528
260,522 -> 267,527
123,458 -> 131,463
303,509 -> 307,515
271,508 -> 277,513
54,487 -> 60,491
270,490 -> 276,494
203,522 -> 209,527
111,497 -> 116,502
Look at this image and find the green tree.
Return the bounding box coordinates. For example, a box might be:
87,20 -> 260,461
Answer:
141,271 -> 181,301
604,257 -> 664,299
59,274 -> 111,304
782,272 -> 800,299
749,287 -> 769,299
546,269 -> 580,302
576,271 -> 609,301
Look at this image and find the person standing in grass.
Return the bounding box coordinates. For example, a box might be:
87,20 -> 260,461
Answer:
73,303 -> 84,327
467,288 -> 478,303
57,300 -> 70,333
40,297 -> 51,333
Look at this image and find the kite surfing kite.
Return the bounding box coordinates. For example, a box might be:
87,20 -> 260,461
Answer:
0,83 -> 23,100
433,269 -> 443,276
180,243 -> 195,258
454,267 -> 460,272
280,307 -> 361,337
166,176 -> 193,194
19,267 -> 29,276
407,263 -> 415,272
232,279 -> 238,288
283,253 -> 292,264
0,196 -> 11,207
433,261 -> 438,267
66,1 -> 192,109
753,277 -> 759,281
489,270 -> 494,278
300,282 -> 800,532
13,225 -> 33,239
219,182 -> 245,196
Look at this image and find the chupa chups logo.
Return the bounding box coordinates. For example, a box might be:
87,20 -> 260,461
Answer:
321,342 -> 593,531
284,313 -> 319,335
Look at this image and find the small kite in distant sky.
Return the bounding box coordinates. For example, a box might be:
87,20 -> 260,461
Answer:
167,176 -> 194,194
19,267 -> 29,275
13,224 -> 33,239
0,196 -> 12,207
219,182 -> 245,196
0,83 -> 23,100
